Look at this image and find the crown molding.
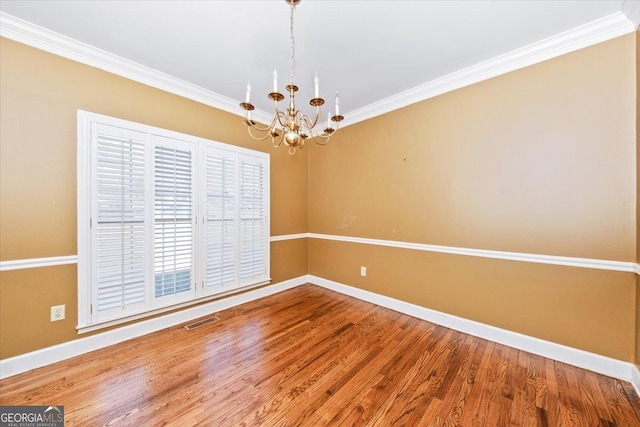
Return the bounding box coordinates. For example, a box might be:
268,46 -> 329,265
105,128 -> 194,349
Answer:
0,10 -> 635,129
622,0 -> 640,29
343,11 -> 635,127
0,12 -> 273,125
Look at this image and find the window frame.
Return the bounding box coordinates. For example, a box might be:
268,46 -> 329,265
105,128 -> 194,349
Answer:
77,110 -> 270,333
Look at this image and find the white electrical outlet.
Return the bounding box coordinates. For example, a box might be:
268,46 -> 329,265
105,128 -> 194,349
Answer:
51,304 -> 65,322
360,266 -> 367,277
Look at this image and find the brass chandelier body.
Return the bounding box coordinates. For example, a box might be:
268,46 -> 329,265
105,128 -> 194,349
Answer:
239,0 -> 343,155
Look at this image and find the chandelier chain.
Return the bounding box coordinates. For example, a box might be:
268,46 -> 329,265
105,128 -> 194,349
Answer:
289,1 -> 295,85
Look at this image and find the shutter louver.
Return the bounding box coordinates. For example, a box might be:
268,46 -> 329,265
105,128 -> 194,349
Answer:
95,129 -> 146,318
80,111 -> 269,329
154,143 -> 194,300
239,156 -> 266,281
205,150 -> 237,290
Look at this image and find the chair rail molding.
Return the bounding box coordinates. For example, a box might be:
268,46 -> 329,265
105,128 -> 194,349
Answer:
306,233 -> 637,274
2,235 -> 636,274
0,255 -> 78,272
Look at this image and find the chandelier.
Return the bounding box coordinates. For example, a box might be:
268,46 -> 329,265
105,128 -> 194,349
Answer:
239,0 -> 343,155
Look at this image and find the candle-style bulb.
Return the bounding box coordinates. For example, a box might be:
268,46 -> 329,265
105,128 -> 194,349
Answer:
313,72 -> 320,98
245,80 -> 252,103
335,93 -> 340,116
327,112 -> 332,130
273,68 -> 278,93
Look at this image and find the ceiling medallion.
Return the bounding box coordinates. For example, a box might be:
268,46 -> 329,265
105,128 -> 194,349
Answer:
239,0 -> 343,155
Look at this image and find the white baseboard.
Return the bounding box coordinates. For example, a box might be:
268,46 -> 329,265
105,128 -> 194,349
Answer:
0,276 -> 308,379
3,273 -> 638,399
308,275 -> 636,385
631,365 -> 640,397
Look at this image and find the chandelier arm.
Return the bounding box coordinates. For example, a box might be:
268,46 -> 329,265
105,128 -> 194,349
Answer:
272,132 -> 284,148
247,126 -> 276,141
248,122 -> 273,132
332,117 -> 342,133
247,115 -> 279,140
275,110 -> 288,128
307,133 -> 331,145
246,113 -> 276,133
299,114 -> 313,133
299,109 -> 319,132
308,105 -> 321,129
308,112 -> 342,144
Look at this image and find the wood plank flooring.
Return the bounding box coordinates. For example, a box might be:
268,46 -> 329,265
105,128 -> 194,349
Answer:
1,284 -> 639,426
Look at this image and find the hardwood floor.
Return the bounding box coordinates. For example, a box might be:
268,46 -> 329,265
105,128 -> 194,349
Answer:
1,284 -> 639,426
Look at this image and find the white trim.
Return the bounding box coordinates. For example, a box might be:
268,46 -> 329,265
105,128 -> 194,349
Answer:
77,110 -> 91,327
76,110 -> 271,328
0,255 -> 78,272
0,275 -> 307,379
3,273 -> 639,398
309,275 -> 635,384
343,12 -> 635,127
270,233 -> 308,242
2,235 -> 636,274
0,12 -> 272,126
631,365 -> 640,398
307,233 -> 636,273
0,11 -> 634,129
622,0 -> 640,28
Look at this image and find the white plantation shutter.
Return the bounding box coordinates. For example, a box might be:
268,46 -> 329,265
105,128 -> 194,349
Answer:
239,154 -> 268,283
79,111 -> 269,329
92,124 -> 148,321
203,147 -> 237,293
153,137 -> 196,305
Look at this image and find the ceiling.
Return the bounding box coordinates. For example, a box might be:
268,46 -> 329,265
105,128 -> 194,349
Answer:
1,1 -> 638,125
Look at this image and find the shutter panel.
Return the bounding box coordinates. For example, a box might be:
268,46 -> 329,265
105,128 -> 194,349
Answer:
80,111 -> 270,328
153,138 -> 195,305
203,148 -> 237,293
238,154 -> 267,283
93,125 -> 147,320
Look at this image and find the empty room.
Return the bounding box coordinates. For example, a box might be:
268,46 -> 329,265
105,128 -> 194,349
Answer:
1,0 -> 640,425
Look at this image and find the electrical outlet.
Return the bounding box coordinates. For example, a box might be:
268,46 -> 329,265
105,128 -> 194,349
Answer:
51,305 -> 65,322
360,266 -> 367,277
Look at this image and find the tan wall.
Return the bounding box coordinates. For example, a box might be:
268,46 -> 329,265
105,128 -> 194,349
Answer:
0,38 -> 307,359
308,33 -> 637,361
308,239 -> 635,360
1,31 -> 638,364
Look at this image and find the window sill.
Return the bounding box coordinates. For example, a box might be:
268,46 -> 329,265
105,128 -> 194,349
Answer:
76,279 -> 271,334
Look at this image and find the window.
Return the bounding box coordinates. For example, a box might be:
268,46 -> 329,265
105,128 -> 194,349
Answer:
78,111 -> 269,330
